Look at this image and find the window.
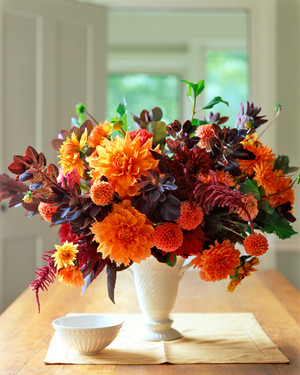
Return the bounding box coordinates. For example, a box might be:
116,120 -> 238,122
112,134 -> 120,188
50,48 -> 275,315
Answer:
107,74 -> 181,129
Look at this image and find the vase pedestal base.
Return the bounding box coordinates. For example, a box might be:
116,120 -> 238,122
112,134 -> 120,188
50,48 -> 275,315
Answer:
138,318 -> 183,341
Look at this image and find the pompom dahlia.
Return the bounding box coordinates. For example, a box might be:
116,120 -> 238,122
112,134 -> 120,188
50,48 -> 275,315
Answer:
243,233 -> 268,256
152,222 -> 183,252
90,200 -> 154,266
90,181 -> 114,206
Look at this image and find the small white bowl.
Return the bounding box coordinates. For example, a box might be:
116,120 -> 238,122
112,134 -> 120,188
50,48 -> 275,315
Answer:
52,314 -> 123,355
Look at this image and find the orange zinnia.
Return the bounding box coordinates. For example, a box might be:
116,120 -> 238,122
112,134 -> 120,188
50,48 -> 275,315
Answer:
87,121 -> 111,148
239,141 -> 276,175
87,133 -> 159,198
191,240 -> 241,282
253,162 -> 278,196
90,200 -> 154,266
266,169 -> 295,208
58,265 -> 85,287
58,129 -> 87,176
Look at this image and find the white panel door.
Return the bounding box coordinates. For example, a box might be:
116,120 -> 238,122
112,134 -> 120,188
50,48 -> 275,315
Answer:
0,0 -> 107,312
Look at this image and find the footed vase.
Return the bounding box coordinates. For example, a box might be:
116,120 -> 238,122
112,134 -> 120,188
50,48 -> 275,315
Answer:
129,256 -> 190,341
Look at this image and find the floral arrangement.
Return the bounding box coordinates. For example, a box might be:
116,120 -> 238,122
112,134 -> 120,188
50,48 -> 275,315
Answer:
0,79 -> 298,312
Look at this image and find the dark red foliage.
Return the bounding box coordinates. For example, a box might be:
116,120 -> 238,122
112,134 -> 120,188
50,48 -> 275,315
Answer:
193,171 -> 252,222
30,250 -> 57,313
168,147 -> 211,200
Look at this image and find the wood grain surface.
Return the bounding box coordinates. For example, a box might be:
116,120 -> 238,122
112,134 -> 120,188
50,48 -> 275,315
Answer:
0,269 -> 299,375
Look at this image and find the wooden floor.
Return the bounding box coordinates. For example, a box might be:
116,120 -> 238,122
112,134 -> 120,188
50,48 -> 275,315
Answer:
0,269 -> 300,374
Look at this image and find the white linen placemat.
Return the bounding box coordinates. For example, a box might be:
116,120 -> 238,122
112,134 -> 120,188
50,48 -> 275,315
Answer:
44,313 -> 289,364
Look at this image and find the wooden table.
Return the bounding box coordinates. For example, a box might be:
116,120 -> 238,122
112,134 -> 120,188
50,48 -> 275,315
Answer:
0,269 -> 300,374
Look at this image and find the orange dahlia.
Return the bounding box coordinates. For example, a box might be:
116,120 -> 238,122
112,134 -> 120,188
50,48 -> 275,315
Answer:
243,233 -> 268,256
239,141 -> 276,175
52,241 -> 79,269
227,257 -> 260,292
199,170 -> 235,187
191,240 -> 241,282
195,124 -> 214,150
58,129 -> 87,176
38,202 -> 57,222
58,265 -> 85,287
90,181 -> 114,206
87,133 -> 159,198
87,121 -> 111,149
90,200 -> 154,266
152,222 -> 183,252
236,193 -> 258,221
267,169 -> 295,208
176,201 -> 203,230
253,162 -> 278,195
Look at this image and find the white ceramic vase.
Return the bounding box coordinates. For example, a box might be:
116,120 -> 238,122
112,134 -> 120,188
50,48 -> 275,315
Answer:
129,256 -> 190,341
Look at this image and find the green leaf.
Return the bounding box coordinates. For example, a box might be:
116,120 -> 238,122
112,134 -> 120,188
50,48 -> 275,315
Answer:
166,254 -> 177,267
261,212 -> 297,239
202,96 -> 229,110
274,155 -> 298,174
259,200 -> 275,215
181,79 -> 205,103
239,179 -> 260,200
192,119 -> 209,126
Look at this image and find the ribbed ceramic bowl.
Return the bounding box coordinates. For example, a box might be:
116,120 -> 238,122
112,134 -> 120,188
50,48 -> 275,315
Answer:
52,314 -> 123,355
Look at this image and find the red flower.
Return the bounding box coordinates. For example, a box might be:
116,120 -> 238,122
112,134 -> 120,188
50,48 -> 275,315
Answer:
129,129 -> 153,145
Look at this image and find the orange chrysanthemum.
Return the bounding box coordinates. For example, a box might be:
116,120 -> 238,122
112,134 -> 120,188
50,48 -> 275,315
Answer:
90,181 -> 114,206
266,169 -> 295,208
243,233 -> 268,256
236,193 -> 258,221
91,200 -> 154,266
52,241 -> 79,269
58,129 -> 87,176
38,202 -> 57,222
58,265 -> 85,287
195,124 -> 214,150
152,222 -> 183,252
253,162 -> 278,195
176,201 -> 203,230
191,240 -> 241,282
87,133 -> 159,198
239,141 -> 276,175
199,170 -> 235,187
227,257 -> 260,292
87,121 -> 111,149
